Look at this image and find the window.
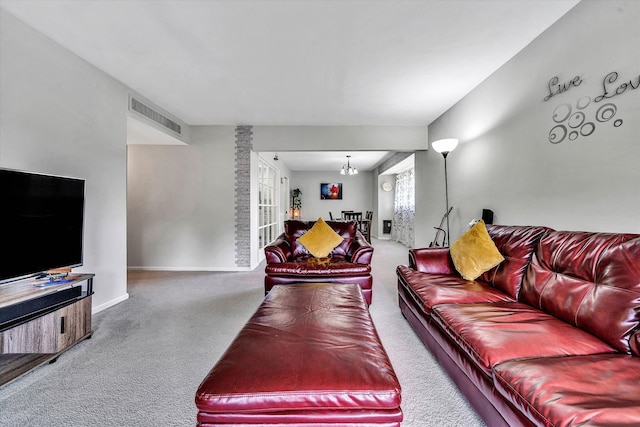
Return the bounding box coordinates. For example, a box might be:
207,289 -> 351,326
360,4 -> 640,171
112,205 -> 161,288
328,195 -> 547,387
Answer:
258,159 -> 278,249
393,168 -> 415,247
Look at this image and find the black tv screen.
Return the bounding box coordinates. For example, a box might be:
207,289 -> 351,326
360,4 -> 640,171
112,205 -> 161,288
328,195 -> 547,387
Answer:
0,169 -> 85,283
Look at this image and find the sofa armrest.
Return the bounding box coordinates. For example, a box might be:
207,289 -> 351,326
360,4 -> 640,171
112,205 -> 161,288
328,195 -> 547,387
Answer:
264,234 -> 291,264
409,247 -> 456,274
348,232 -> 374,264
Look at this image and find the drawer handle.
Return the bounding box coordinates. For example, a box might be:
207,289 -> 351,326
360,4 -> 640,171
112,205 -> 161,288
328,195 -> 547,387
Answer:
60,316 -> 65,334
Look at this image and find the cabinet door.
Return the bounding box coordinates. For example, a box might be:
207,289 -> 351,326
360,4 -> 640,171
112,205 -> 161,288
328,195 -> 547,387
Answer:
0,311 -> 58,353
1,296 -> 92,354
57,296 -> 92,352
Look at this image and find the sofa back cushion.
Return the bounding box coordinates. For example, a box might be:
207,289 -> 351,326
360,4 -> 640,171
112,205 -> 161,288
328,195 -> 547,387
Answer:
520,230 -> 640,355
285,220 -> 356,259
481,225 -> 552,299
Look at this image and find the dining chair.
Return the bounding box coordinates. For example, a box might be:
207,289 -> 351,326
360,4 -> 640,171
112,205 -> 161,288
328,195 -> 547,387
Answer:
359,218 -> 372,243
341,210 -> 354,218
342,211 -> 362,222
355,212 -> 372,243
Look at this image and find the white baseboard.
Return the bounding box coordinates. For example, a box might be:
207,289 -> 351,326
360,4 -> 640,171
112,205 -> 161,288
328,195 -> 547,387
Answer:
127,266 -> 254,272
92,293 -> 129,315
374,234 -> 391,240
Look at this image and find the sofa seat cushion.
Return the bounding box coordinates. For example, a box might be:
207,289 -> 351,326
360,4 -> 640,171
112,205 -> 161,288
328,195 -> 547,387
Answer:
397,266 -> 514,314
266,259 -> 371,278
493,354 -> 640,427
432,302 -> 617,377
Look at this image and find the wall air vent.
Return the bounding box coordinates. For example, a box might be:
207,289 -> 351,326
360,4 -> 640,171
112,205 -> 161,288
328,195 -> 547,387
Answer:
130,97 -> 181,136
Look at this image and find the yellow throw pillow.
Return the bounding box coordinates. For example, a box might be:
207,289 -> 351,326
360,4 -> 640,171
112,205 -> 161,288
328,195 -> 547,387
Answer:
450,220 -> 505,280
297,217 -> 344,258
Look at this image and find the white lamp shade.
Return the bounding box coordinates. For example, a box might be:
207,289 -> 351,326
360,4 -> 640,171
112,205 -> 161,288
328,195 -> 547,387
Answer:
432,138 -> 459,154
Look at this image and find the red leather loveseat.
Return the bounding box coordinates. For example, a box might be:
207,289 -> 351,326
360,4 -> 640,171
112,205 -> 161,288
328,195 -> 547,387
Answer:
265,220 -> 374,304
397,224 -> 640,427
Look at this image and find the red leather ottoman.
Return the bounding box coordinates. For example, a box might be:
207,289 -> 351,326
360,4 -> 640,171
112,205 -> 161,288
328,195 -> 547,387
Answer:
195,283 -> 402,426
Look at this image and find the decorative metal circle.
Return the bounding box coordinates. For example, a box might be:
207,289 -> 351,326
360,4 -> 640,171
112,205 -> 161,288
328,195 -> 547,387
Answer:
553,104 -> 572,123
580,122 -> 595,137
549,125 -> 567,144
576,96 -> 591,110
595,103 -> 617,122
569,131 -> 579,141
614,119 -> 623,127
568,112 -> 585,129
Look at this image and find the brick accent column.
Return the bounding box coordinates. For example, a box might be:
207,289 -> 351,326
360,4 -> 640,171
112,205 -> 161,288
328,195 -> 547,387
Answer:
235,126 -> 252,267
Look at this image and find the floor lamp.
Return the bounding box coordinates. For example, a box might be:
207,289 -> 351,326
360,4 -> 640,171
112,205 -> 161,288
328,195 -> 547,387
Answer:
431,138 -> 459,247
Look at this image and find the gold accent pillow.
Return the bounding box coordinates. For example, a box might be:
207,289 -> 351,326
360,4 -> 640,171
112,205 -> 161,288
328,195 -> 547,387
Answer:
450,220 -> 505,280
297,217 -> 344,258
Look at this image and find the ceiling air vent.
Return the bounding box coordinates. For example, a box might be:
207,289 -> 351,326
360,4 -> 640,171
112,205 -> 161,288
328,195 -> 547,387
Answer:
130,97 -> 181,135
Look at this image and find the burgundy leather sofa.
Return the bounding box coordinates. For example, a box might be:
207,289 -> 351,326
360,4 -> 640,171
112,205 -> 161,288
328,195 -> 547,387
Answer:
396,224 -> 640,427
264,220 -> 374,304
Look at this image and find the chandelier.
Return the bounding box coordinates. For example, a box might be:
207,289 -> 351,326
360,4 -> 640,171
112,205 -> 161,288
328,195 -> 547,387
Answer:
340,155 -> 358,175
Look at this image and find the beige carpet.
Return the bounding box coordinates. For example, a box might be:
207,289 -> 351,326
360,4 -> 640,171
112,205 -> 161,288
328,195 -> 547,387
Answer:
0,238 -> 484,426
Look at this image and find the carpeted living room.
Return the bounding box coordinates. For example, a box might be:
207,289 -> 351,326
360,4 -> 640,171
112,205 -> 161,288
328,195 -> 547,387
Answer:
1,1 -> 639,426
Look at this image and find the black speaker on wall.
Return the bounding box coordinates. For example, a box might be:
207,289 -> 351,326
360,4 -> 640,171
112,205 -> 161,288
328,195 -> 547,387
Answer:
482,209 -> 494,225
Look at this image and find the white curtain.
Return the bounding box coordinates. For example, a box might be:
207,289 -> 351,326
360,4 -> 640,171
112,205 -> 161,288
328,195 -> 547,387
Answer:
392,168 -> 415,247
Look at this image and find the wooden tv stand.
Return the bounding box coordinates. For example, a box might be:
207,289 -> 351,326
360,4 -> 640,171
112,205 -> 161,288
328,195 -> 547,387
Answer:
0,273 -> 94,387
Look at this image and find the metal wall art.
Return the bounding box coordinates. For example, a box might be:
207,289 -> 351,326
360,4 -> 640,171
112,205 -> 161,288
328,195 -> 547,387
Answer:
546,70 -> 638,144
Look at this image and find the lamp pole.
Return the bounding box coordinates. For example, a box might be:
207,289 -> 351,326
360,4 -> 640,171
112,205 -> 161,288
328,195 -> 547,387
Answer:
431,138 -> 458,247
442,151 -> 451,247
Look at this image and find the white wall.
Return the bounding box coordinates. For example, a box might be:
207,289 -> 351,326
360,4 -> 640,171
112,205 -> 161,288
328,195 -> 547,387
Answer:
127,126 -> 239,270
417,0 -> 640,245
376,175 -> 395,239
0,10 -> 129,312
290,171 -> 374,222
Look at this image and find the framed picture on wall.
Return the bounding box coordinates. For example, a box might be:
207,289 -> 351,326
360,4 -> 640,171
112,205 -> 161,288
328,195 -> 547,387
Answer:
320,183 -> 342,200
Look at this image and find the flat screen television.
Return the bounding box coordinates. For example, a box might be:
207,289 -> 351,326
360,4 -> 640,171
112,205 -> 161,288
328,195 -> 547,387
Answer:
0,168 -> 85,283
